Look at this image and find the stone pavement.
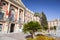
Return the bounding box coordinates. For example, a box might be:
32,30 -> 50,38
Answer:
0,37 -> 17,40
0,32 -> 26,40
1,32 -> 60,40
55,37 -> 60,40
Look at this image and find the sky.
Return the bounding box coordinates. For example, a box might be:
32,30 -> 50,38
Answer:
22,0 -> 60,21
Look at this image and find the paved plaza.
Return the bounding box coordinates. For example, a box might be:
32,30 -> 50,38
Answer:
0,32 -> 26,40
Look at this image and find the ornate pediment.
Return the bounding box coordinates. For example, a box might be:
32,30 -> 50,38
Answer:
18,0 -> 26,8
13,0 -> 26,8
9,0 -> 26,8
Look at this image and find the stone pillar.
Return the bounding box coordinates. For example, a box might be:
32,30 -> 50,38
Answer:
7,3 -> 10,19
23,10 -> 24,24
8,3 -> 10,14
17,8 -> 19,22
7,22 -> 11,33
6,3 -> 11,33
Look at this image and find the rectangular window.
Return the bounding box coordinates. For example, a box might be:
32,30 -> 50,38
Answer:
9,10 -> 15,22
0,24 -> 2,31
0,12 -> 4,20
58,26 -> 60,30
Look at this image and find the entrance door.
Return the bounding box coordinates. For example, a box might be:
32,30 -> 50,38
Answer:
10,23 -> 15,32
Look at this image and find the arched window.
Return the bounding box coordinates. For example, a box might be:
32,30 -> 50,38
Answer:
1,1 -> 7,6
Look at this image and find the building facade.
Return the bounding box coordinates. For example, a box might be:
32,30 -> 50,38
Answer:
48,19 -> 60,30
24,8 -> 34,23
0,0 -> 40,33
0,0 -> 26,33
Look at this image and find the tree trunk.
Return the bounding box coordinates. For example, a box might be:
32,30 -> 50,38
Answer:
31,32 -> 35,38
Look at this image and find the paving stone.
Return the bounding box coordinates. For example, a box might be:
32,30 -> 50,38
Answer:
0,32 -> 26,40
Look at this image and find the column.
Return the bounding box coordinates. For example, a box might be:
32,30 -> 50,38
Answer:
8,3 -> 10,14
23,10 -> 24,24
6,3 -> 10,20
17,8 -> 19,22
7,22 -> 11,33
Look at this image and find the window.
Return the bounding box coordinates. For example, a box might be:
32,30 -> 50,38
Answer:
9,9 -> 15,21
58,26 -> 60,30
2,1 -> 7,6
0,12 -> 4,20
19,17 -> 21,22
0,24 -> 2,31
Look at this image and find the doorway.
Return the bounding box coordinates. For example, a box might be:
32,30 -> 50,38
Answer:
10,23 -> 15,32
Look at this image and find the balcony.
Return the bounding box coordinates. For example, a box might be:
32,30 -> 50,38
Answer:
18,17 -> 24,24
8,17 -> 14,22
0,11 -> 15,22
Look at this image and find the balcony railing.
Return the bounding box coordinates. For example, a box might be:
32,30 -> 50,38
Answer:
8,16 -> 14,22
17,17 -> 24,24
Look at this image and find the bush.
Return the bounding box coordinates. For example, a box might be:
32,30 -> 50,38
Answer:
27,38 -> 36,40
27,35 -> 54,40
36,36 -> 54,40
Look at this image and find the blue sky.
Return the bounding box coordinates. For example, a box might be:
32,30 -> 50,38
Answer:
22,0 -> 60,21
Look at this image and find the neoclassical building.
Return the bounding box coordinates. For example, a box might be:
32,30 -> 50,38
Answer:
48,19 -> 60,30
24,8 -> 34,23
0,0 -> 40,33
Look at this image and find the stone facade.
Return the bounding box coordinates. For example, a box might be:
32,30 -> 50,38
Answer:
48,19 -> 60,30
0,0 -> 40,33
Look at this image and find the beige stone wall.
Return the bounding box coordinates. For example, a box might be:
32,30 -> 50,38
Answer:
33,16 -> 40,23
14,24 -> 19,32
3,22 -> 9,33
0,22 -> 9,33
48,19 -> 60,29
25,10 -> 34,23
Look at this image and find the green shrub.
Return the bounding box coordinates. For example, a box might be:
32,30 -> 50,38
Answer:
36,36 -> 54,40
27,38 -> 36,40
27,35 -> 54,40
